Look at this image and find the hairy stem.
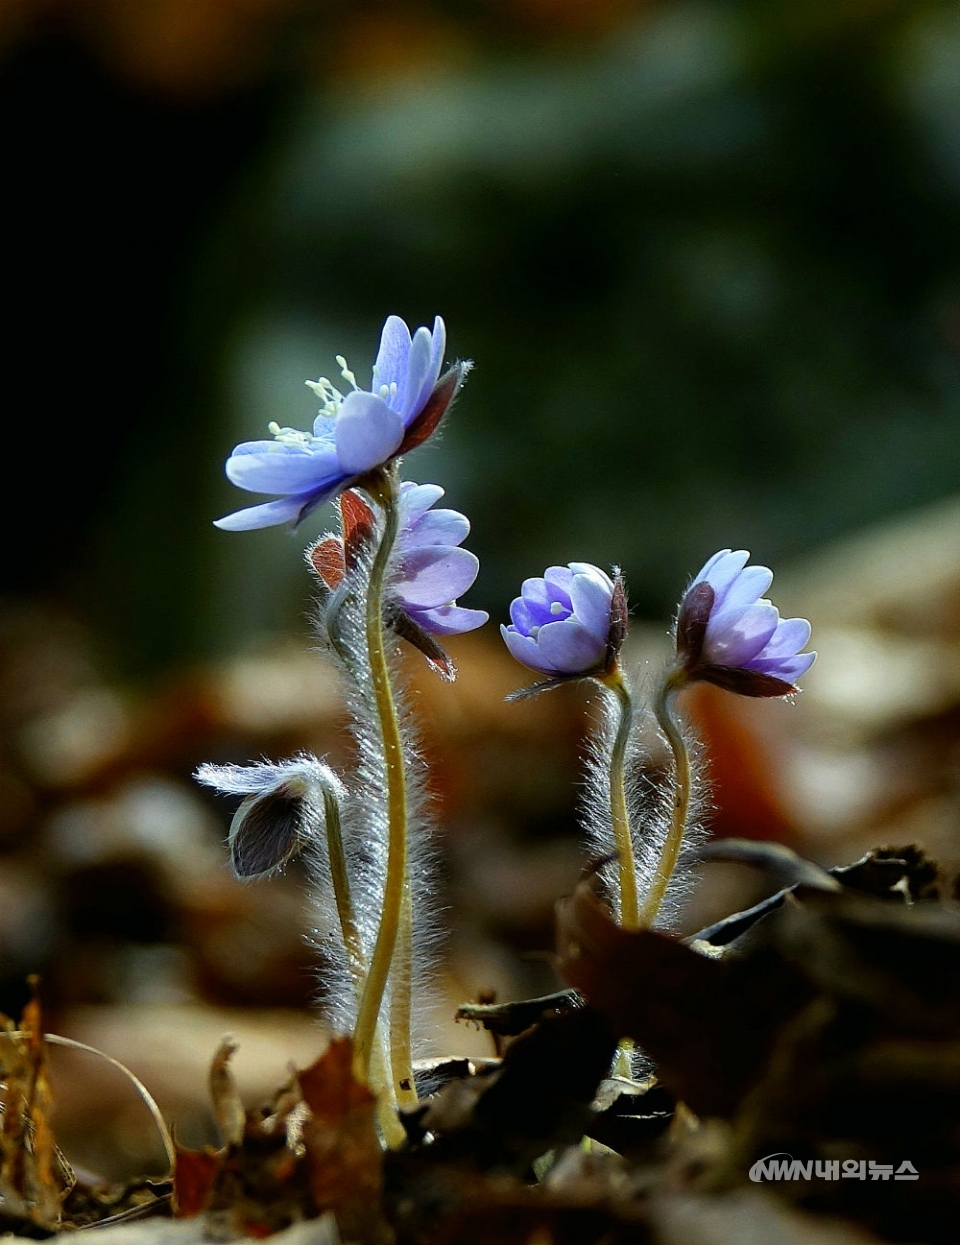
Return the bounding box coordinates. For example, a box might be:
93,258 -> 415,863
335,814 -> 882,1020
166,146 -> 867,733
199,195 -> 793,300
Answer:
602,668 -> 639,929
322,782 -> 365,988
638,668 -> 691,927
322,782 -> 404,1145
391,890 -> 416,1106
351,467 -> 413,1111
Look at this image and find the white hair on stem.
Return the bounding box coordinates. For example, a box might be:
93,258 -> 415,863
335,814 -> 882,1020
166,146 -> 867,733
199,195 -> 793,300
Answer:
306,488 -> 444,1091
578,666 -> 710,933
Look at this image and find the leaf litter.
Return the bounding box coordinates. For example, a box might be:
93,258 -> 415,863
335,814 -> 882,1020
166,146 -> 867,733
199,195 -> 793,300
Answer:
3,844 -> 960,1243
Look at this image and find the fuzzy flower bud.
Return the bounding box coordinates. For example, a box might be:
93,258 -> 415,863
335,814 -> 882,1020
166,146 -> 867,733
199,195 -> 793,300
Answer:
195,756 -> 344,880
676,549 -> 816,696
501,562 -> 626,680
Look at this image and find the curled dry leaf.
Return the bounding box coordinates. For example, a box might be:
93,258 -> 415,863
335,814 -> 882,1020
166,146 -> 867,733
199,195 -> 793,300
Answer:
209,1036 -> 245,1148
0,991 -> 65,1232
175,1035 -> 389,1244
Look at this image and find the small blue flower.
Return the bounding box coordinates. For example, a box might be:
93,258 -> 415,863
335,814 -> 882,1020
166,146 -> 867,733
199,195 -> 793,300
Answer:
195,756 -> 343,879
393,482 -> 488,635
501,563 -> 623,678
310,482 -> 488,637
215,316 -> 464,532
676,549 -> 816,696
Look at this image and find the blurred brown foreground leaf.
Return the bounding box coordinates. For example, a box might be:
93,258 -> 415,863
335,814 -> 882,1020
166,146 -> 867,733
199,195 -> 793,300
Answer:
557,845 -> 960,1244
174,1036 -> 388,1243
0,989 -> 171,1235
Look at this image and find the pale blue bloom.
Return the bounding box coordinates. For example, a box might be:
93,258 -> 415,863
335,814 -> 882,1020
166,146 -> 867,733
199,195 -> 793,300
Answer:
394,482 -> 488,635
677,549 -> 816,694
216,316 -> 461,531
310,482 -> 487,637
501,562 -> 618,677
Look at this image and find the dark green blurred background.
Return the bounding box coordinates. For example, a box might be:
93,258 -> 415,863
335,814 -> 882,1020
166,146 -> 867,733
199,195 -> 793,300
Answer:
5,0 -> 960,675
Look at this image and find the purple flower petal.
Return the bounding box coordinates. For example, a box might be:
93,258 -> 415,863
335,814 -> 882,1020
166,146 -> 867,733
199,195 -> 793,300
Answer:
752,616 -> 812,659
698,549 -> 751,611
399,482 -> 445,523
397,546 -> 480,608
397,326 -> 434,422
501,625 -> 558,674
535,618 -> 607,673
409,317 -> 446,417
370,315 -> 412,394
214,491 -> 330,531
704,602 -> 780,666
520,577 -> 554,612
225,443 -> 341,494
721,564 -> 773,610
410,604 -> 488,635
692,549 -> 729,584
312,413 -> 337,438
745,650 -> 817,682
334,390 -> 405,474
543,566 -> 576,599
568,564 -> 616,645
407,507 -> 470,548
509,597 -> 542,632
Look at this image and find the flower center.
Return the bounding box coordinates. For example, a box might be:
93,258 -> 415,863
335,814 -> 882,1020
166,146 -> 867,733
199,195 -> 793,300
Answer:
270,351 -> 402,446
266,422 -> 314,446
300,354 -> 362,422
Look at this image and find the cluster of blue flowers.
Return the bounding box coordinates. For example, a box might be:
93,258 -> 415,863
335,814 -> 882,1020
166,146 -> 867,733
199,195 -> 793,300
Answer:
215,312 -> 814,691
199,312 -> 817,1127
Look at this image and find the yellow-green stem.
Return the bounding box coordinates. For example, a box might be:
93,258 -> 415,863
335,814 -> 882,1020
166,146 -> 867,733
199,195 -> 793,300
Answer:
323,783 -> 404,1145
391,890 -> 417,1106
601,668 -> 639,929
322,783 -> 365,989
638,668 -> 691,927
351,468 -> 413,1109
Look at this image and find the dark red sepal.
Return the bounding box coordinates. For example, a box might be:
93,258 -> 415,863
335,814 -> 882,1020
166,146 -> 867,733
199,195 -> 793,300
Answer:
676,581 -> 714,669
386,604 -> 457,681
308,537 -> 346,590
605,572 -> 629,667
697,665 -> 797,698
396,364 -> 466,454
340,489 -> 376,571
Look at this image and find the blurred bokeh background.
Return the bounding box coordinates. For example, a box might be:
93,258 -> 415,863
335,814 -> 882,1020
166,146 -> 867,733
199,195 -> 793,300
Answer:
2,0 -> 960,1179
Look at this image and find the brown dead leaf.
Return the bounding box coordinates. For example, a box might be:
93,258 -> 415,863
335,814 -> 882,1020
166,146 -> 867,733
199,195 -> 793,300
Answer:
297,1037 -> 390,1244
555,876 -> 813,1117
210,1036 -> 245,1148
172,1142 -> 223,1219
404,1006 -> 616,1178
0,989 -> 68,1232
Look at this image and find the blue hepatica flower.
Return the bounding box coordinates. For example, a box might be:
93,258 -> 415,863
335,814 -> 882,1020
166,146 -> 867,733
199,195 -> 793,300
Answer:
393,482 -> 489,636
310,482 -> 488,638
216,316 -> 464,532
501,563 -> 624,679
676,549 -> 816,696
